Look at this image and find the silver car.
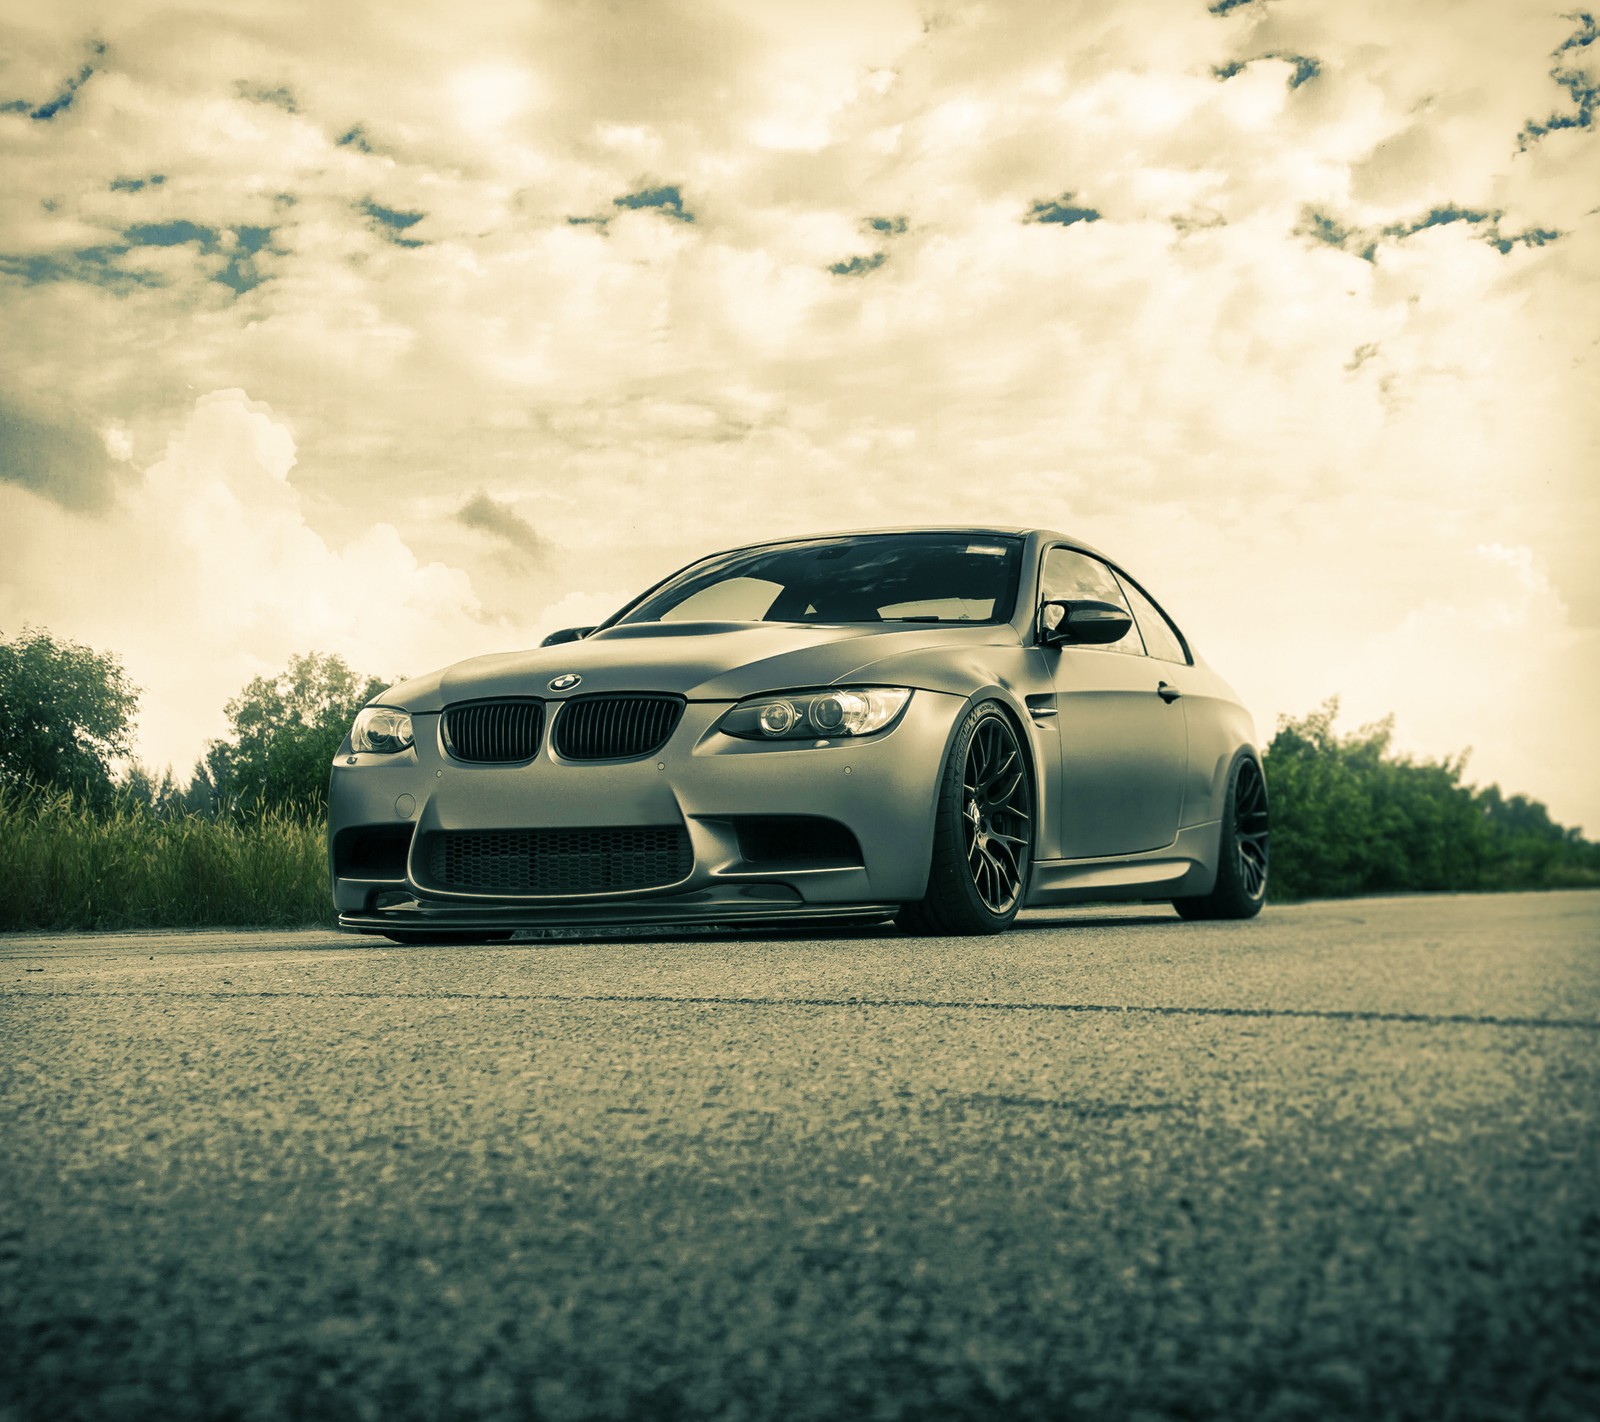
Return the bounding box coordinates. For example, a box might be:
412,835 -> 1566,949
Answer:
328,528 -> 1268,939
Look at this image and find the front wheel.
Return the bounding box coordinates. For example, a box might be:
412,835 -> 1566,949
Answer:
898,702 -> 1034,936
1173,752 -> 1268,921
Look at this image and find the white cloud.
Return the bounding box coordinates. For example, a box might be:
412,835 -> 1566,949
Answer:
1334,544 -> 1600,823
1,391 -> 538,775
0,0 -> 1596,829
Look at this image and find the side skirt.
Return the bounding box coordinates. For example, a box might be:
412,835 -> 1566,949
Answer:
1024,821 -> 1220,905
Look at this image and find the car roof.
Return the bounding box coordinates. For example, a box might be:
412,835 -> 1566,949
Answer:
702,525 -> 1112,564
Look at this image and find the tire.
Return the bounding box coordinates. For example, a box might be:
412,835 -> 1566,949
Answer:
1173,752 -> 1268,921
380,930 -> 516,945
897,701 -> 1034,937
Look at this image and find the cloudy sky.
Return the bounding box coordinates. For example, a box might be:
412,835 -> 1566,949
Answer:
2,0 -> 1597,830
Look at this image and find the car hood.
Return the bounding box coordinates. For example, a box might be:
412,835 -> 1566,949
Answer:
383,621 -> 1016,711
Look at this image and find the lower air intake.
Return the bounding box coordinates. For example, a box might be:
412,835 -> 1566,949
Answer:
426,826 -> 692,896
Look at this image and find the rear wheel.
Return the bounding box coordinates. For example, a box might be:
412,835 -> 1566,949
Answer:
1173,753 -> 1268,920
898,702 -> 1033,936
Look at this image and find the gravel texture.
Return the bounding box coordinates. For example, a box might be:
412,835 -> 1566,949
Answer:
2,891 -> 1598,1421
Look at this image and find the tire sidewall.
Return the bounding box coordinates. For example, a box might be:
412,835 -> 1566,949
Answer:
1217,750 -> 1268,914
936,701 -> 1033,929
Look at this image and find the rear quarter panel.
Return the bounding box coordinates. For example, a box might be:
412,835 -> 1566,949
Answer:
1179,656 -> 1259,828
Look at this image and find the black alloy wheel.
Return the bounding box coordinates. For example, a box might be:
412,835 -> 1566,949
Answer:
963,714 -> 1032,914
1233,756 -> 1270,900
1174,752 -> 1269,920
899,702 -> 1034,935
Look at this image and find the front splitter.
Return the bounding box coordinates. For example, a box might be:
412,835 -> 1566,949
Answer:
339,883 -> 899,933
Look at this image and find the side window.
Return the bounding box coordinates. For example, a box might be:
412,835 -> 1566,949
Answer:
1038,548 -> 1145,655
1116,574 -> 1189,664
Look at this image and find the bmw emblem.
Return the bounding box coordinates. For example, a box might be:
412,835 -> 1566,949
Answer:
548,673 -> 582,692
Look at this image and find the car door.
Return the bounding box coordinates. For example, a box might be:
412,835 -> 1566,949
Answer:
1038,547 -> 1188,859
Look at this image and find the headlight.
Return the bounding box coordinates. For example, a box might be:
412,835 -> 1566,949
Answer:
350,706 -> 414,754
720,687 -> 912,741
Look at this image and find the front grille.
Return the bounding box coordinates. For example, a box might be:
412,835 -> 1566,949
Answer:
426,826 -> 692,896
552,695 -> 684,761
442,700 -> 543,763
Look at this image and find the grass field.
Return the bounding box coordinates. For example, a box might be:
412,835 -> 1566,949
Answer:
0,792 -> 329,931
2,779 -> 1595,932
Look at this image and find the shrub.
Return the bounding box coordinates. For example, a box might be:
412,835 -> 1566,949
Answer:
1263,701 -> 1600,900
0,788 -> 329,931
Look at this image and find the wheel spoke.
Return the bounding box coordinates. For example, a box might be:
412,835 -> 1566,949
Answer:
989,839 -> 1020,880
972,728 -> 995,782
981,848 -> 1011,910
975,853 -> 996,909
1238,770 -> 1265,816
985,767 -> 1023,804
1240,852 -> 1265,896
982,748 -> 1017,789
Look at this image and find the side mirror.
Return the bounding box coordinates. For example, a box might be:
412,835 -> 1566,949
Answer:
540,626 -> 596,647
1038,599 -> 1133,647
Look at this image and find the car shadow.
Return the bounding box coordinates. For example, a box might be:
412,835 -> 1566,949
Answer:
504,922 -> 904,948
1011,910 -> 1180,931
489,910 -> 1179,947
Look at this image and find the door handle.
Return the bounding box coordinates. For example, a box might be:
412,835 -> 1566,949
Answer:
1157,681 -> 1181,704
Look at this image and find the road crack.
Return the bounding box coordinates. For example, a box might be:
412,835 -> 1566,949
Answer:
6,987 -> 1599,1031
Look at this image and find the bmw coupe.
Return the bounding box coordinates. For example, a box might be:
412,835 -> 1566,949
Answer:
328,528 -> 1268,938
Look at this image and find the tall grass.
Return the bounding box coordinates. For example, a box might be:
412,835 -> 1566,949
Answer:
0,791 -> 330,931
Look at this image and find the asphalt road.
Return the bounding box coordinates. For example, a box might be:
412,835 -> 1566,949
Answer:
3,892 -> 1598,1422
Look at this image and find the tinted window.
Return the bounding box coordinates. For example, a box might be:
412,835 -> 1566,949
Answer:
620,534 -> 1023,626
1117,575 -> 1189,664
1038,548 -> 1144,655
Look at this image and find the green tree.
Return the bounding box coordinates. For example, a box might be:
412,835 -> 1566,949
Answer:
203,652 -> 388,818
1264,699 -> 1599,899
119,760 -> 185,819
0,627 -> 140,807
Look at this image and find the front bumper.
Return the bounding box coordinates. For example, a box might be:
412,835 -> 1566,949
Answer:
327,690 -> 963,932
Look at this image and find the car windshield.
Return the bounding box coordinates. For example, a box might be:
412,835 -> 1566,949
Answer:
617,533 -> 1025,627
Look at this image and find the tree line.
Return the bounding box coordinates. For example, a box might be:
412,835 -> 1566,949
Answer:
2,626 -> 1596,901
1261,700 -> 1599,896
0,628 -> 382,821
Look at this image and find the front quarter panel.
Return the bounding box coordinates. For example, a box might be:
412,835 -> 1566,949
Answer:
841,637 -> 1058,859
